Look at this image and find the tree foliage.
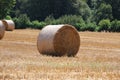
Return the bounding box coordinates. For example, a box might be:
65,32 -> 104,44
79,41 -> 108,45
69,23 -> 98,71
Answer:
12,0 -> 91,21
0,0 -> 16,19
0,0 -> 120,32
95,3 -> 113,23
104,0 -> 120,20
24,0 -> 78,21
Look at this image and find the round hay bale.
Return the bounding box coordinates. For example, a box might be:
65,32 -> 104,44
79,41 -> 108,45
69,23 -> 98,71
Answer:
37,24 -> 80,57
2,20 -> 15,31
0,21 -> 5,40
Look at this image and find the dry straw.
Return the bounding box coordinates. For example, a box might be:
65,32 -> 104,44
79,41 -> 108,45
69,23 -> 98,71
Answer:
2,20 -> 15,31
37,24 -> 80,57
0,21 -> 5,40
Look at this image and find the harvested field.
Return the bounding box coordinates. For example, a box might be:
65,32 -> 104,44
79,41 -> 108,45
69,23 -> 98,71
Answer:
0,29 -> 120,80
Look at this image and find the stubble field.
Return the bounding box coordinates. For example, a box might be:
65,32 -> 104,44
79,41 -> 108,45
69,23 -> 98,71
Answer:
0,29 -> 120,80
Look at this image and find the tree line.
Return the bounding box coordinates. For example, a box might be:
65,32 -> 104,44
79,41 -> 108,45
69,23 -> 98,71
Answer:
0,0 -> 120,32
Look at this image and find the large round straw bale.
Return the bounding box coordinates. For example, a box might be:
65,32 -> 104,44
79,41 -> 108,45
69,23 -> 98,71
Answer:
0,21 -> 5,40
2,20 -> 15,31
37,24 -> 80,57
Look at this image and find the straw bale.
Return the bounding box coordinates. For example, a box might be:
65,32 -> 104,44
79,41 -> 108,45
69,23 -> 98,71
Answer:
2,20 -> 15,31
0,21 -> 5,40
37,24 -> 80,57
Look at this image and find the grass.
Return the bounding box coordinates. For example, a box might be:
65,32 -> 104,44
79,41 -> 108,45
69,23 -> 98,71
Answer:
0,29 -> 120,80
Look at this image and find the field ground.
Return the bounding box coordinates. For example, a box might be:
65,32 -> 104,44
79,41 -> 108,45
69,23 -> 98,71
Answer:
0,29 -> 120,80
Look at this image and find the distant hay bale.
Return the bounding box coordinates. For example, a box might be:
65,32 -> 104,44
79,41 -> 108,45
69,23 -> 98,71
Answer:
2,20 -> 15,31
0,21 -> 5,40
37,24 -> 80,57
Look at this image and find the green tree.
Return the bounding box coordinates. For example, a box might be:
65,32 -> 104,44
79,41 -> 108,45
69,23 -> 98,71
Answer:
104,0 -> 120,20
13,14 -> 30,29
95,3 -> 112,23
87,0 -> 104,9
75,0 -> 91,21
87,0 -> 97,9
10,0 -> 28,17
0,0 -> 16,19
24,0 -> 77,21
17,0 -> 91,21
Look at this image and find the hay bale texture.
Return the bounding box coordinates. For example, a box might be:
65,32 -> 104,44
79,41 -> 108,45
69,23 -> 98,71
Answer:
37,24 -> 80,57
2,20 -> 15,31
0,21 -> 5,40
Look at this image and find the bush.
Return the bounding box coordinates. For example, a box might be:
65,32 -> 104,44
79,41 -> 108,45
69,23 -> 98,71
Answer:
75,22 -> 97,31
45,15 -> 86,31
85,23 -> 97,31
4,15 -> 12,20
13,14 -> 46,29
98,19 -> 111,32
75,23 -> 86,31
110,20 -> 120,32
95,26 -> 101,32
30,20 -> 46,29
45,15 -> 56,24
13,14 -> 31,29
